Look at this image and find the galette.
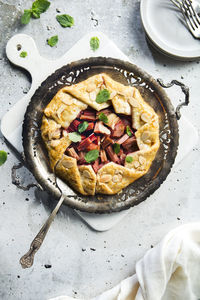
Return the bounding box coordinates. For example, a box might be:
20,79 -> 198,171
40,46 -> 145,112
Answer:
41,73 -> 160,195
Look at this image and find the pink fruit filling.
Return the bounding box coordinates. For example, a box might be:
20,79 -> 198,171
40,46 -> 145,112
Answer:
62,107 -> 139,173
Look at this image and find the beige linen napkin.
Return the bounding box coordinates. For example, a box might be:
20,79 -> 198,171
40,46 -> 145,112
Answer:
50,223 -> 200,300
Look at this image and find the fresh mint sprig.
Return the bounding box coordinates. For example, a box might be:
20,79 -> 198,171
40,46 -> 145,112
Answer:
96,89 -> 110,104
84,149 -> 99,163
47,35 -> 58,47
68,132 -> 81,143
90,37 -> 100,51
0,151 -> 7,166
20,51 -> 28,58
56,14 -> 74,27
21,0 -> 50,24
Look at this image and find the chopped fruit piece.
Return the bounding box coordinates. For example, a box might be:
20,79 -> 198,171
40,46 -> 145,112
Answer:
81,135 -> 86,140
94,136 -> 100,145
121,117 -> 132,127
102,136 -> 114,149
78,151 -> 86,164
120,153 -> 126,165
100,150 -> 108,162
77,136 -> 93,151
66,147 -> 79,160
67,125 -> 74,132
89,133 -> 97,143
122,136 -> 138,151
97,109 -> 113,116
106,145 -> 119,163
87,143 -> 99,151
116,134 -> 129,144
111,120 -> 125,138
80,110 -> 96,121
94,121 -> 111,135
85,122 -> 94,131
70,119 -> 81,131
92,158 -> 100,173
107,113 -> 120,129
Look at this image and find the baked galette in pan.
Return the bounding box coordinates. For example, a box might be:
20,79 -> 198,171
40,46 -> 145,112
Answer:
41,73 -> 160,195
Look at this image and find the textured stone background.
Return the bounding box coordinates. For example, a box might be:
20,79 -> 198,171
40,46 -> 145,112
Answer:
0,0 -> 200,299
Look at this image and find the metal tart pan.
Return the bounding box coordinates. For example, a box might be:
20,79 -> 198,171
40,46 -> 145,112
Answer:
22,57 -> 188,213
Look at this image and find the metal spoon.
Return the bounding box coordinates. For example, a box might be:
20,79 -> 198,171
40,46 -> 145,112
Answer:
20,162 -> 68,269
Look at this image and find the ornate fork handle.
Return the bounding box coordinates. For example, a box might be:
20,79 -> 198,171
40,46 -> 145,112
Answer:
20,194 -> 65,269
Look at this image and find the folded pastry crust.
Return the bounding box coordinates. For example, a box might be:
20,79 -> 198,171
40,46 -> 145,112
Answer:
41,73 -> 160,195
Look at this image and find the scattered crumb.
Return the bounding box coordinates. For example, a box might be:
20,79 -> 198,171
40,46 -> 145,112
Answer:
44,264 -> 52,268
90,248 -> 96,251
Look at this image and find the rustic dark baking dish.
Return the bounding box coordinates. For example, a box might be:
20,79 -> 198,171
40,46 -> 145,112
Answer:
22,57 -> 189,213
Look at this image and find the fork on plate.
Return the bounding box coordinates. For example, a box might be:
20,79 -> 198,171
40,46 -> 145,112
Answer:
171,0 -> 200,38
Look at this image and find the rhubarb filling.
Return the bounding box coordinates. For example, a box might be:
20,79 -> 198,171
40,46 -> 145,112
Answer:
62,107 -> 139,173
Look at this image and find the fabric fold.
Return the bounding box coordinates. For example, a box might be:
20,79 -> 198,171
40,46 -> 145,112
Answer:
49,223 -> 200,300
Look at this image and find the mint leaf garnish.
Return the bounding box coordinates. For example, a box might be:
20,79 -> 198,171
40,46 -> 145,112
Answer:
98,112 -> 108,124
21,0 -> 50,24
126,126 -> 132,137
20,51 -> 27,58
78,121 -> 89,133
56,14 -> 74,27
90,37 -> 100,51
84,149 -> 99,163
113,143 -> 120,154
47,35 -> 58,47
0,151 -> 7,166
96,89 -> 110,104
68,132 -> 81,142
21,9 -> 32,24
126,156 -> 133,163
32,0 -> 50,18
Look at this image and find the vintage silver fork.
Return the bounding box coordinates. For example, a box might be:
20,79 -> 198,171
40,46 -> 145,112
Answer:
180,0 -> 200,38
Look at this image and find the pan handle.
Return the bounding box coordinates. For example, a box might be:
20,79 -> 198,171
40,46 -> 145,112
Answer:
157,79 -> 189,120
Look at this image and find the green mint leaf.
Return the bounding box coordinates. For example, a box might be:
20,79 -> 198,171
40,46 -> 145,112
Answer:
21,9 -> 32,24
0,151 -> 7,166
47,35 -> 58,47
98,112 -> 108,124
32,10 -> 41,18
32,0 -> 50,14
96,89 -> 110,104
90,37 -> 100,51
56,14 -> 74,27
126,126 -> 132,137
113,143 -> 120,154
84,149 -> 99,163
126,156 -> 133,163
20,51 -> 28,58
78,121 -> 89,133
68,132 -> 81,143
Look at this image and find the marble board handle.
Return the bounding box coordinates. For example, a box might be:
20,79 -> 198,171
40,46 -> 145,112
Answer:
6,34 -> 51,84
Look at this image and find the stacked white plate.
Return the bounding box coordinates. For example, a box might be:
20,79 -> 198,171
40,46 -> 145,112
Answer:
140,0 -> 200,60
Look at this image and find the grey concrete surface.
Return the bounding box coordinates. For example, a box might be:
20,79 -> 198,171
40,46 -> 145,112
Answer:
0,0 -> 200,299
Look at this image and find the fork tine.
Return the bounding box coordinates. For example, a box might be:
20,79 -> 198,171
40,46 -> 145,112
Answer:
185,0 -> 200,25
180,3 -> 196,33
170,0 -> 182,8
183,0 -> 199,27
181,1 -> 197,29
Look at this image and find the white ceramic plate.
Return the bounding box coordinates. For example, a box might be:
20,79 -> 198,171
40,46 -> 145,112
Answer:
140,0 -> 200,60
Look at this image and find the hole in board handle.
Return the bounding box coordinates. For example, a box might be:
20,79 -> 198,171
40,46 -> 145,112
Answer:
17,44 -> 22,51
